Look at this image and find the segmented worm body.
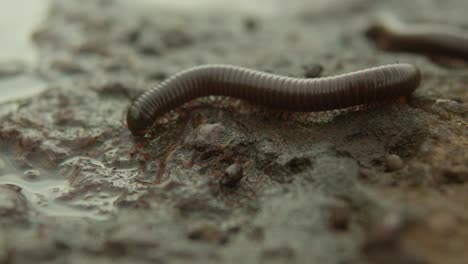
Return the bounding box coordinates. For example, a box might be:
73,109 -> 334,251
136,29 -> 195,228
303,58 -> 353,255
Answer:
127,63 -> 421,135
366,14 -> 468,60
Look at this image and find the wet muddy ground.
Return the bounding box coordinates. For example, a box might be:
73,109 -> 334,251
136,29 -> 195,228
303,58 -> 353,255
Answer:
0,0 -> 467,263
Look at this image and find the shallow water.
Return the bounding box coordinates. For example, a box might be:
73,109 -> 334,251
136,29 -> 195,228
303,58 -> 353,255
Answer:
0,0 -> 49,63
0,0 -> 49,103
0,171 -> 115,220
0,74 -> 47,103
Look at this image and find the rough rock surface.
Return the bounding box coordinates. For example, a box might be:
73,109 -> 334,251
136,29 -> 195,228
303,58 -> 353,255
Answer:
0,0 -> 467,263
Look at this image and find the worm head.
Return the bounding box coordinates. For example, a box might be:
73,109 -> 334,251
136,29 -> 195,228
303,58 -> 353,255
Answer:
126,106 -> 153,136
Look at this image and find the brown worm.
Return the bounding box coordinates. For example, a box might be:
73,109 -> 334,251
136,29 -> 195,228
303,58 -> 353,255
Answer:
127,63 -> 421,135
366,14 -> 468,60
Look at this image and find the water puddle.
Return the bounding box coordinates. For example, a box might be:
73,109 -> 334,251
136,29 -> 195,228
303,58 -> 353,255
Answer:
0,156 -> 118,220
0,173 -> 117,220
0,0 -> 49,103
0,0 -> 49,63
0,74 -> 47,103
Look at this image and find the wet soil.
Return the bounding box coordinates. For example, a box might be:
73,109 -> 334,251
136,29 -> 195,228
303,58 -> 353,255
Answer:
0,0 -> 467,263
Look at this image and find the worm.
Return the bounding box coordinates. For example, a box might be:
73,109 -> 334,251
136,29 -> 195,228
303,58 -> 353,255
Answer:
127,63 -> 421,135
366,14 -> 468,60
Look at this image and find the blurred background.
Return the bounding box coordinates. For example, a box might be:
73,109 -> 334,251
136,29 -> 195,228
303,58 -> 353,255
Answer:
0,0 -> 48,104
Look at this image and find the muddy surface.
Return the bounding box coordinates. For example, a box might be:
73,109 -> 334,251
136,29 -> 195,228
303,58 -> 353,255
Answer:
0,0 -> 467,263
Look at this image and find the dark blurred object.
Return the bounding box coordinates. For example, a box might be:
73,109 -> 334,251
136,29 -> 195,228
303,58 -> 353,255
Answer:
366,13 -> 468,67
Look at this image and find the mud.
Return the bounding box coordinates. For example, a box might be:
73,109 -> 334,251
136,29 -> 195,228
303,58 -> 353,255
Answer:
0,0 -> 467,263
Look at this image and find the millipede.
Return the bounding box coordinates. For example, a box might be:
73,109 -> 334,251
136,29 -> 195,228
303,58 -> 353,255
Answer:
126,63 -> 421,136
366,14 -> 468,61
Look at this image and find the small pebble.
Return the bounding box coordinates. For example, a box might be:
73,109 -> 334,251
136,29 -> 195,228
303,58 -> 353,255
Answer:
0,185 -> 28,217
220,163 -> 244,188
359,168 -> 374,179
243,16 -> 259,32
328,206 -> 350,231
302,63 -> 323,78
385,154 -> 404,171
23,169 -> 40,180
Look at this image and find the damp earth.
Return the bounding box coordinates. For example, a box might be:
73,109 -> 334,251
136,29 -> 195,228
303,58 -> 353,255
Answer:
0,0 -> 467,263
